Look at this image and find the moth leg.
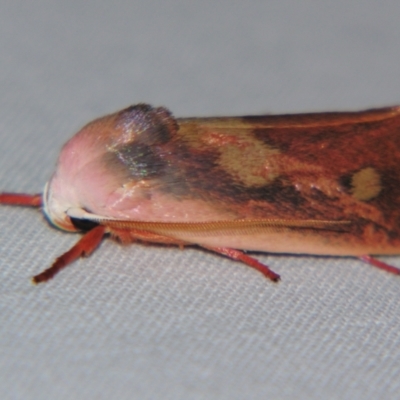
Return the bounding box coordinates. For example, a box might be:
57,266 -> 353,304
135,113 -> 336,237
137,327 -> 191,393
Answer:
109,227 -> 187,246
32,225 -> 106,284
0,192 -> 42,207
111,228 -> 280,281
202,246 -> 280,282
359,255 -> 400,276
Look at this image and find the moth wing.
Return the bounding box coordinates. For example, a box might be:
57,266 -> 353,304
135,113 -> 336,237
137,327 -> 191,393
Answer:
67,104 -> 400,254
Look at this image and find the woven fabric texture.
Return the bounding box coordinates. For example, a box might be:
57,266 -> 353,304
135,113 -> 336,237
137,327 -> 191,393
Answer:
1,1 -> 400,399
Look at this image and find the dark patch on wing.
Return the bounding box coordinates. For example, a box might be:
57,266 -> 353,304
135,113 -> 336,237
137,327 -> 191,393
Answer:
116,143 -> 168,179
338,173 -> 353,194
375,169 -> 400,218
104,104 -> 179,180
252,128 -> 290,152
117,103 -> 177,146
243,178 -> 305,206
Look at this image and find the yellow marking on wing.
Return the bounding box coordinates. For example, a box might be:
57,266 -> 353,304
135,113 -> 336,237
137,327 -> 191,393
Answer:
351,167 -> 381,201
217,136 -> 280,186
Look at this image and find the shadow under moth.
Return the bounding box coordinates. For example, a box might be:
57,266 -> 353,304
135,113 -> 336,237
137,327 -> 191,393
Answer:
1,103 -> 400,283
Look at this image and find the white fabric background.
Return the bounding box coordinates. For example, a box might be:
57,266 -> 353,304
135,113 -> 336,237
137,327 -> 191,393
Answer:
1,1 -> 400,399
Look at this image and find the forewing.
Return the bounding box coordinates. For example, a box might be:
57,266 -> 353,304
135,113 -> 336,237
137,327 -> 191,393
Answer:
83,105 -> 400,250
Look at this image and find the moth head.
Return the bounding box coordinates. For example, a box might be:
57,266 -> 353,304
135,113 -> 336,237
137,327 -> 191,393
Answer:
42,103 -> 178,232
43,181 -> 78,232
41,110 -> 119,233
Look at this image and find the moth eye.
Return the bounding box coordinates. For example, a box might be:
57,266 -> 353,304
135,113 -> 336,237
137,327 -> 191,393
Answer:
69,217 -> 99,232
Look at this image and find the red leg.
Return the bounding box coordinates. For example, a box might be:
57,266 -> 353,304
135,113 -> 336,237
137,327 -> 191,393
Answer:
203,246 -> 280,282
359,255 -> 400,276
32,225 -> 106,284
0,192 -> 42,207
110,227 -> 280,280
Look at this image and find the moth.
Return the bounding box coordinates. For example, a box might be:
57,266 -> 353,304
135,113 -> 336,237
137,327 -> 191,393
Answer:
1,103 -> 400,283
